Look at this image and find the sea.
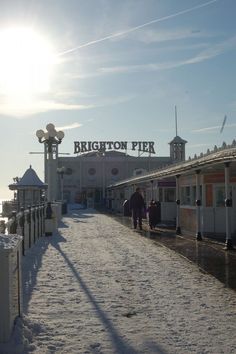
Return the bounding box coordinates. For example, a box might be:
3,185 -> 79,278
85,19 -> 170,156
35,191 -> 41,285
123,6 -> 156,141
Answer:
0,198 -> 8,222
0,199 -> 3,216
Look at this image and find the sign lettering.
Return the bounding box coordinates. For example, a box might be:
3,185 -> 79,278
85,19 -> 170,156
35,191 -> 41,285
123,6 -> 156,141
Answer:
74,141 -> 155,154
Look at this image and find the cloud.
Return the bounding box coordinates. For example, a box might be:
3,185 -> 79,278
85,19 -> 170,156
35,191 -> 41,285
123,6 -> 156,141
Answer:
97,94 -> 135,106
56,122 -> 83,130
89,34 -> 236,77
0,99 -> 95,118
98,61 -> 185,74
229,100 -> 236,110
128,28 -> 214,44
188,143 -> 211,148
183,36 -> 236,65
67,54 -> 204,79
0,92 -> 134,118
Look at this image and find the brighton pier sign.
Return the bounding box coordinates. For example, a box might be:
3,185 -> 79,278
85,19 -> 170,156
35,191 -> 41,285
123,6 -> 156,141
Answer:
74,141 -> 155,154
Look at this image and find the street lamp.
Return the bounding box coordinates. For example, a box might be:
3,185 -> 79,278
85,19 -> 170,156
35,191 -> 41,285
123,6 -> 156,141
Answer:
36,123 -> 65,202
57,166 -> 66,201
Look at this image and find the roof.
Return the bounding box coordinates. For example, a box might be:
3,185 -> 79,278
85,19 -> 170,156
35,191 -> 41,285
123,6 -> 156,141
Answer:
9,165 -> 47,190
169,135 -> 188,144
79,150 -> 129,157
107,141 -> 236,189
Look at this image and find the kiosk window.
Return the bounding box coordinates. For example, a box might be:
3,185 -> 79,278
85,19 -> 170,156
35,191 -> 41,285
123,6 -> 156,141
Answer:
215,186 -> 232,207
164,188 -> 175,202
181,186 -> 191,205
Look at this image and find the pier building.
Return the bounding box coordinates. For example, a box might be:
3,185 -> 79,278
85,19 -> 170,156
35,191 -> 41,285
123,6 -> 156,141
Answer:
53,134 -> 186,207
107,141 -> 236,248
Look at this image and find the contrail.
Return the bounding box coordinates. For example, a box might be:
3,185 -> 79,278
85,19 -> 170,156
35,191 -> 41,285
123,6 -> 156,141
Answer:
58,0 -> 219,56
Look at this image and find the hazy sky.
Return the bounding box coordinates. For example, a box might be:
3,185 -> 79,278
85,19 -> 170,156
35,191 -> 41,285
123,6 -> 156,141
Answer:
0,0 -> 235,198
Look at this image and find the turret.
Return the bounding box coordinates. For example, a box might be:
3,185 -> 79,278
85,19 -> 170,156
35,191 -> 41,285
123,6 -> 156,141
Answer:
169,106 -> 187,162
169,135 -> 187,162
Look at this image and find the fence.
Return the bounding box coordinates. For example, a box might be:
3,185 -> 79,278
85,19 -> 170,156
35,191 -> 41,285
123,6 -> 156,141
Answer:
0,201 -> 64,343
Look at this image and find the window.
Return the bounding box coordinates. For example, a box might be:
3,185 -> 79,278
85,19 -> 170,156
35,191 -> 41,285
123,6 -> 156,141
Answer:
111,168 -> 119,176
159,188 -> 163,202
135,170 -> 142,176
88,168 -> 96,176
180,185 -> 202,206
181,186 -> 191,205
214,186 -> 232,207
206,184 -> 213,207
66,167 -> 73,175
164,188 -> 175,202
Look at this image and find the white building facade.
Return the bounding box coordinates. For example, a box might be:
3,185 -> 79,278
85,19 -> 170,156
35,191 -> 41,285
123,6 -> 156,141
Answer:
45,136 -> 187,206
56,151 -> 172,206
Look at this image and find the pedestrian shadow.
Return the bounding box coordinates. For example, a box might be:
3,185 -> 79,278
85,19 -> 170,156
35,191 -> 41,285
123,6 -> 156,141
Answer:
68,211 -> 96,223
70,212 -> 95,219
58,220 -> 69,228
72,219 -> 88,223
50,239 -> 166,354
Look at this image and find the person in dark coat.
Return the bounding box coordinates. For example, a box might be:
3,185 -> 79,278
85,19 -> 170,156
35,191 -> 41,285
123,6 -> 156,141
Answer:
147,200 -> 159,229
130,187 -> 145,230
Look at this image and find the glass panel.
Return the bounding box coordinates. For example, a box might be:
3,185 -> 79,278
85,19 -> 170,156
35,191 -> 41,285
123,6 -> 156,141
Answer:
159,188 -> 163,202
164,188 -> 175,202
181,186 -> 191,205
215,186 -> 225,207
206,184 -> 213,207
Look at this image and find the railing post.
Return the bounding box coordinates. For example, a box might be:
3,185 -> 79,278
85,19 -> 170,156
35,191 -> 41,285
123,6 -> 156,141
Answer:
224,162 -> 234,250
18,207 -> 25,255
37,205 -> 40,239
195,169 -> 202,241
175,175 -> 181,235
32,206 -> 36,244
8,211 -> 17,234
27,206 -> 31,249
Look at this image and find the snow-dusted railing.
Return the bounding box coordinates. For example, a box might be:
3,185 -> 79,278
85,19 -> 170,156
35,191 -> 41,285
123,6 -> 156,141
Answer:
0,204 -> 47,343
0,234 -> 23,343
6,204 -> 46,255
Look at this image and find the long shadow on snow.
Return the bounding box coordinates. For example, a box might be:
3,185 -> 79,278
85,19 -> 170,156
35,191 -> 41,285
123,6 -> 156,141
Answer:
50,237 -> 166,354
21,211 -> 92,313
22,237 -> 53,314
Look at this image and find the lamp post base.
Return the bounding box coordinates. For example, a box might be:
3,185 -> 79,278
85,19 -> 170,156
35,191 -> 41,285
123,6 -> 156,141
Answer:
196,232 -> 202,241
224,239 -> 235,251
45,218 -> 54,236
176,226 -> 181,235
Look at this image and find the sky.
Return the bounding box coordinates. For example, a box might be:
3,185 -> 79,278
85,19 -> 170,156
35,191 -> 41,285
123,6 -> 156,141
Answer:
0,0 -> 236,198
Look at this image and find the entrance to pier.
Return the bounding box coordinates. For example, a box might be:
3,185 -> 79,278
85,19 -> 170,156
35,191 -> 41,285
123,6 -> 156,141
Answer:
74,188 -> 105,208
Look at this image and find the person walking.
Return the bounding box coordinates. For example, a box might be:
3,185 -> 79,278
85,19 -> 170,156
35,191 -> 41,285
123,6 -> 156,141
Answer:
147,200 -> 159,229
130,187 -> 145,230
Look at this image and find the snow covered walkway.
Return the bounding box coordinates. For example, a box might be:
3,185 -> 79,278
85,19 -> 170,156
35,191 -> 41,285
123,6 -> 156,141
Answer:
3,208 -> 236,353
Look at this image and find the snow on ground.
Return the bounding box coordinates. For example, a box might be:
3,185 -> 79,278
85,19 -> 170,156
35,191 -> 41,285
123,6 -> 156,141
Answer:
1,208 -> 236,353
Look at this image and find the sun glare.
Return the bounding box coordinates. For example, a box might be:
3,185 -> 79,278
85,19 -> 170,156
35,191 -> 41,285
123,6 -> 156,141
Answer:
0,27 -> 55,96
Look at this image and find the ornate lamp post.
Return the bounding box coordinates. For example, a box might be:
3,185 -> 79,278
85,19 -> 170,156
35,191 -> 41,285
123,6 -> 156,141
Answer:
57,166 -> 66,201
36,123 -> 64,202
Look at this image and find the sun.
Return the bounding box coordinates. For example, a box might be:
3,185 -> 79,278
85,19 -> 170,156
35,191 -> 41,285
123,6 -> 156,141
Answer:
0,27 -> 55,96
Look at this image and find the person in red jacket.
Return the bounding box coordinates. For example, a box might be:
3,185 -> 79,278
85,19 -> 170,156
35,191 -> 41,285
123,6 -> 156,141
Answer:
130,187 -> 145,230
